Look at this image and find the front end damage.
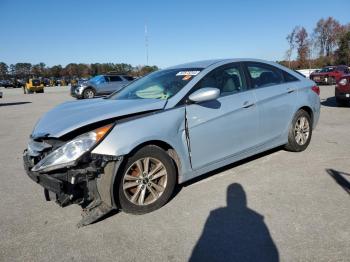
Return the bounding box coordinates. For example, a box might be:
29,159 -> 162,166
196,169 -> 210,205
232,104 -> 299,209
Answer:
23,137 -> 123,227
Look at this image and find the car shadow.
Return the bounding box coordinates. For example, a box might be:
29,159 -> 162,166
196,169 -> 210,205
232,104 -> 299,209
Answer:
0,101 -> 32,107
189,183 -> 279,262
326,169 -> 350,195
321,97 -> 337,107
321,97 -> 350,108
179,147 -> 282,190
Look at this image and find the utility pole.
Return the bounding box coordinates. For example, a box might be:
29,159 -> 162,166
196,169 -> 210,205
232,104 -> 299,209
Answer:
145,23 -> 149,66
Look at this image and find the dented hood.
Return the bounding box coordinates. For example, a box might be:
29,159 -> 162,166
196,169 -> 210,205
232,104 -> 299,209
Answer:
32,98 -> 166,138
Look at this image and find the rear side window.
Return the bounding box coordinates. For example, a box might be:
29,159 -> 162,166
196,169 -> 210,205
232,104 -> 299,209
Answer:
282,70 -> 299,82
108,76 -> 122,82
246,62 -> 283,88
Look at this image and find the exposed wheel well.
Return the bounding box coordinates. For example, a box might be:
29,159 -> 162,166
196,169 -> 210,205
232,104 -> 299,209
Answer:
299,106 -> 313,126
84,86 -> 96,93
128,140 -> 181,183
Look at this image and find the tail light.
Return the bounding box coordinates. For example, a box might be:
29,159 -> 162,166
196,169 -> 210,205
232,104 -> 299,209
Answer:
311,85 -> 320,95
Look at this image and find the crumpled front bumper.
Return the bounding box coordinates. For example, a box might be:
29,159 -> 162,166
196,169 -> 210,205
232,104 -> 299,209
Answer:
23,150 -> 62,193
23,149 -> 123,226
23,150 -> 78,206
70,86 -> 83,98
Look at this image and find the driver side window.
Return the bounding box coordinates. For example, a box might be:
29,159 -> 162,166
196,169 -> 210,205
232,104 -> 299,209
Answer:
195,63 -> 246,96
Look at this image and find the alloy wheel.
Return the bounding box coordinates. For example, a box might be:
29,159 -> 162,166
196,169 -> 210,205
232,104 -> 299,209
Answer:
122,157 -> 168,206
85,90 -> 94,98
294,116 -> 310,145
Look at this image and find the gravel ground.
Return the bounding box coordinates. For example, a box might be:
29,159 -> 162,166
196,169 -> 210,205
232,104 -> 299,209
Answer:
0,85 -> 349,262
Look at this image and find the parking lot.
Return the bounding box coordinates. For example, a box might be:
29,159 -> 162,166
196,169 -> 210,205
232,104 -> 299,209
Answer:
0,85 -> 349,261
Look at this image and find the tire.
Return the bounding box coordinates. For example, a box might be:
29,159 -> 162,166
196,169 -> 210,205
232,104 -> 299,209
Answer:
83,88 -> 95,99
285,109 -> 312,152
36,89 -> 44,93
116,145 -> 177,214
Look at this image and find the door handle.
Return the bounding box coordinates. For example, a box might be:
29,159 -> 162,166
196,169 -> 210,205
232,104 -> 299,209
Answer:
243,101 -> 255,108
287,88 -> 296,93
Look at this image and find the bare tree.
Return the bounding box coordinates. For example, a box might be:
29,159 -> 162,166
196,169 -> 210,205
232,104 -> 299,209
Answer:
313,17 -> 342,57
286,27 -> 298,68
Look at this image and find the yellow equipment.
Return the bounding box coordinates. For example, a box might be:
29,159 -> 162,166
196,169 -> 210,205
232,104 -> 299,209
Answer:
24,79 -> 44,94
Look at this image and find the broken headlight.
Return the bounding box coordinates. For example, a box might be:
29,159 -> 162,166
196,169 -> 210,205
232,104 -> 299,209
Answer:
31,124 -> 113,172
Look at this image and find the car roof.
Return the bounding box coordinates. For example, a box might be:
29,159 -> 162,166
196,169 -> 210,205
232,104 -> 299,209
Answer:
166,59 -> 226,69
166,58 -> 280,70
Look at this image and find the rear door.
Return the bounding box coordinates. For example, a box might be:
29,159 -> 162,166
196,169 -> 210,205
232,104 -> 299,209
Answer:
243,62 -> 298,145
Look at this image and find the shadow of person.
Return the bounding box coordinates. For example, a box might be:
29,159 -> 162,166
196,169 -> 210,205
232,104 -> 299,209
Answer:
326,169 -> 350,195
189,183 -> 279,262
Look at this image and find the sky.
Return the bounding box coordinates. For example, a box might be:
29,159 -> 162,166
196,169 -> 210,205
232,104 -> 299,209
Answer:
1,0 -> 349,68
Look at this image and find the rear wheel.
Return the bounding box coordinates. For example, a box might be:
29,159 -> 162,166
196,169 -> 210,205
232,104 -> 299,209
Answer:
83,88 -> 95,99
116,145 -> 176,214
285,109 -> 312,152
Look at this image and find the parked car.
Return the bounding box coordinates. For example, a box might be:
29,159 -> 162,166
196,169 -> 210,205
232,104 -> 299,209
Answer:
70,74 -> 135,99
23,59 -> 320,226
24,79 -> 44,94
0,79 -> 14,88
42,78 -> 52,87
335,74 -> 350,106
310,65 -> 350,85
15,79 -> 26,88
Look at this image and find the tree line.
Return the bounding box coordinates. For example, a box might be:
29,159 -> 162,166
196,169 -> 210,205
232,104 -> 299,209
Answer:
281,17 -> 350,69
0,62 -> 159,80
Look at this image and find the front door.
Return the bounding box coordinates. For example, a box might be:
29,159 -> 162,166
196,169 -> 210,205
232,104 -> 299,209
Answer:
185,63 -> 259,170
106,75 -> 124,93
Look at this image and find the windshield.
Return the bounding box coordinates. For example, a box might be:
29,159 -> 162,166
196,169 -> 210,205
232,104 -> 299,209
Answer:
109,68 -> 202,100
89,75 -> 106,84
320,67 -> 335,73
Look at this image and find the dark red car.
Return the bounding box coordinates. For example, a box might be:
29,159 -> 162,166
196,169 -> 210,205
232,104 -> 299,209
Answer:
335,75 -> 350,106
310,65 -> 350,85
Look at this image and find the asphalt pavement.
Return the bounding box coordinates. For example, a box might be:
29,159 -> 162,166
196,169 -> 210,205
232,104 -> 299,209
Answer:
0,85 -> 349,261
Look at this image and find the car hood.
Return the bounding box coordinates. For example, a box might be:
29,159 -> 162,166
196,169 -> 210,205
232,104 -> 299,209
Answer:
32,98 -> 167,138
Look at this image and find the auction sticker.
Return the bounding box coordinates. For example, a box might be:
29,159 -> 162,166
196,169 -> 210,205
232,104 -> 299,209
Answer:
176,71 -> 200,76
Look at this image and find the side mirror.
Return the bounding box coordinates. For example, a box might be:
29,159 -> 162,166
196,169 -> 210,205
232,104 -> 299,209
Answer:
188,87 -> 220,103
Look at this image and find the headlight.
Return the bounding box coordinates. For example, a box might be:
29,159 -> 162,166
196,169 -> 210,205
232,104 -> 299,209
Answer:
338,78 -> 348,86
76,86 -> 84,94
31,124 -> 113,172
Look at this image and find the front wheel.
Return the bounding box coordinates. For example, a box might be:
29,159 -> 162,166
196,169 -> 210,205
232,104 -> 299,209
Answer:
83,88 -> 95,99
116,145 -> 176,214
285,109 -> 312,152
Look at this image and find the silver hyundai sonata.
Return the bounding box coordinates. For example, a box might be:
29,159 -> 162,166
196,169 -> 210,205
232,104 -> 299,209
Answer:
23,59 -> 320,226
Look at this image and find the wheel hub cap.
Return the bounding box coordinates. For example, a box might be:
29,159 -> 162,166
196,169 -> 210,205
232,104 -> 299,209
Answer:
122,157 -> 168,206
294,116 -> 310,146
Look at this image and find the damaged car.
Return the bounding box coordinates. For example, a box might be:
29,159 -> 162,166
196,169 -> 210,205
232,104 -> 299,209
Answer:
23,59 -> 320,226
